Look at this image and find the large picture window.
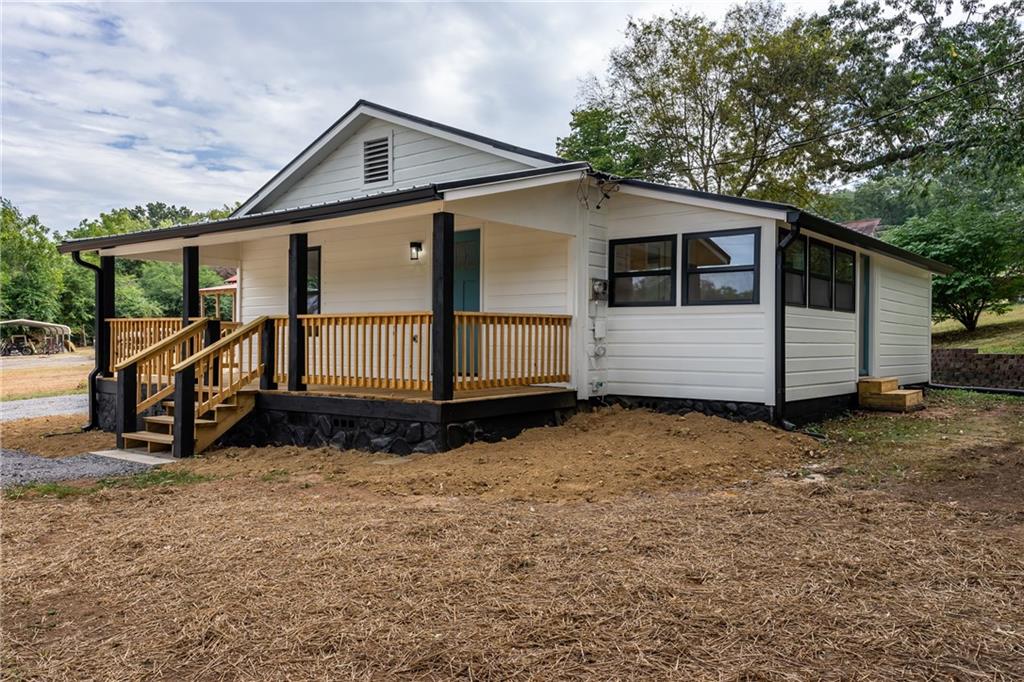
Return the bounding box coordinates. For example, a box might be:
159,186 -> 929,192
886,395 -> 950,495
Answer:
307,246 -> 321,314
683,228 -> 760,305
608,235 -> 677,306
808,239 -> 834,310
834,247 -> 856,312
780,229 -> 807,306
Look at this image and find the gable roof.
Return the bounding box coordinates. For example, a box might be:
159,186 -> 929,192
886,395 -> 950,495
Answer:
234,100 -> 567,216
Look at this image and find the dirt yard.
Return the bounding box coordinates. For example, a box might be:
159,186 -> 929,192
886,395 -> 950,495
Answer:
2,390 -> 1023,679
0,349 -> 93,401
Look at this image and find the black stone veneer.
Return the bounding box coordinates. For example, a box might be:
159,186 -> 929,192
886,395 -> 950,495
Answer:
218,405 -> 576,454
595,395 -> 773,422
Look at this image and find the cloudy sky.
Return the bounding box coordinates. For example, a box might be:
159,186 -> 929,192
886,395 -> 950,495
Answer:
2,1 -> 833,231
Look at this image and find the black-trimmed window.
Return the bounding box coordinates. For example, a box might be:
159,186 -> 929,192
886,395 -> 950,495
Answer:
834,247 -> 856,312
683,228 -> 760,305
779,228 -> 808,306
608,235 -> 677,306
307,246 -> 321,314
808,239 -> 833,310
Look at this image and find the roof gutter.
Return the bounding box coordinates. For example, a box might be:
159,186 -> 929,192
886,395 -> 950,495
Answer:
70,251 -> 102,431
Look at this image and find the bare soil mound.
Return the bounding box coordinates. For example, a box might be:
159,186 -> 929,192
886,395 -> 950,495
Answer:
198,407 -> 818,501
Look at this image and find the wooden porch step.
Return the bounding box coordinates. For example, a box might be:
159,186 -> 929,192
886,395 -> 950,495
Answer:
143,415 -> 216,431
860,388 -> 924,412
858,376 -> 899,397
122,430 -> 174,454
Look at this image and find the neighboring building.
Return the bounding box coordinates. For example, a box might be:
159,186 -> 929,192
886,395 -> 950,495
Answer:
60,101 -> 951,456
842,218 -> 884,238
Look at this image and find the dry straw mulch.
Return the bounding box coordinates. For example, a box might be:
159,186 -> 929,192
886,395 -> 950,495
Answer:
0,414 -> 115,457
3,478 -> 1022,680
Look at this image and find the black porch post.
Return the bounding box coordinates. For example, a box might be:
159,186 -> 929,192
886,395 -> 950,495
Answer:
183,244 -> 200,321
182,245 -> 200,323
260,318 -> 277,390
431,212 -> 455,401
288,233 -> 308,391
98,255 -> 115,377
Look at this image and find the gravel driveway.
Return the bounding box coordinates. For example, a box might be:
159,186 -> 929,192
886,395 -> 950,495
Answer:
0,394 -> 89,422
1,449 -> 153,488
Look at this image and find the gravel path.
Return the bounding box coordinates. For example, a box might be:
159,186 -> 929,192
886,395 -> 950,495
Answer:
0,394 -> 89,422
1,449 -> 153,488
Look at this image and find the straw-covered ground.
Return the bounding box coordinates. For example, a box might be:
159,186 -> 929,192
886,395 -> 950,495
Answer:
2,389 -> 1023,680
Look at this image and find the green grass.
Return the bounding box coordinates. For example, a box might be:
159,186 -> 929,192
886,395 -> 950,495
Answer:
5,469 -> 211,500
932,303 -> 1024,353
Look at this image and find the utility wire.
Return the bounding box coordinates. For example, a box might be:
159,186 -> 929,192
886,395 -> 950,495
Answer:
673,55 -> 1024,174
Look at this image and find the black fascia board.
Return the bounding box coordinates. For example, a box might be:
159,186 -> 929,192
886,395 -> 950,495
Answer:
791,211 -> 954,275
607,176 -> 953,275
58,186 -> 440,254
57,163 -> 588,255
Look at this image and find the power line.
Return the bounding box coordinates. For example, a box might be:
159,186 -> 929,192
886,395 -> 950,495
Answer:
673,55 -> 1024,174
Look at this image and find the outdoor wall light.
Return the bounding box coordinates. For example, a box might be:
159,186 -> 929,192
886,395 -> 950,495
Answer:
409,241 -> 423,261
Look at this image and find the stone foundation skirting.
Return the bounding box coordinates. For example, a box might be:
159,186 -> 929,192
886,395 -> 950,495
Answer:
932,348 -> 1024,390
594,395 -> 773,422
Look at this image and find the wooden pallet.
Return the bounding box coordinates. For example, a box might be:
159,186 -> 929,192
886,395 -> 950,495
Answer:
857,377 -> 924,412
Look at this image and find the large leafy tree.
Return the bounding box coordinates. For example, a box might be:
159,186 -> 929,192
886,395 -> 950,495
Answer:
1,199 -> 64,323
818,0 -> 1024,180
884,202 -> 1024,330
559,1 -> 839,201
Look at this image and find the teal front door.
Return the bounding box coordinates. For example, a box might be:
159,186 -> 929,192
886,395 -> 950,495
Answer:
454,230 -> 481,376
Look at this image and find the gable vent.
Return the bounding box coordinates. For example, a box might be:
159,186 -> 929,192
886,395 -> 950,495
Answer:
363,136 -> 391,184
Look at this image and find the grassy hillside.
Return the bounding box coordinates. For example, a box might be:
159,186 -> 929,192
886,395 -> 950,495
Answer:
932,303 -> 1024,354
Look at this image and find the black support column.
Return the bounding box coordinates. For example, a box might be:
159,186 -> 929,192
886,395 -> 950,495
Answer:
98,255 -> 116,377
431,212 -> 455,401
182,245 -> 200,323
287,233 -> 308,391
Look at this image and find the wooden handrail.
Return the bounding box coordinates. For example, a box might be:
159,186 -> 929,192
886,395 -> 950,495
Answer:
114,319 -> 208,371
171,316 -> 267,373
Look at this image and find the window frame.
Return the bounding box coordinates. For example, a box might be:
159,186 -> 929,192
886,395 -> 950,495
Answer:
681,227 -> 761,306
307,246 -> 322,315
607,234 -> 678,308
807,238 -> 835,311
833,246 -> 857,313
779,228 -> 808,307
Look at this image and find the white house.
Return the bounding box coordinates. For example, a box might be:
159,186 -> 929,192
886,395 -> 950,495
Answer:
60,101 -> 951,456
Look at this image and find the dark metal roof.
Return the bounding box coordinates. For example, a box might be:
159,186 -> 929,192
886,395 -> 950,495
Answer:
57,164 -> 588,254
59,159 -> 950,274
611,177 -> 953,274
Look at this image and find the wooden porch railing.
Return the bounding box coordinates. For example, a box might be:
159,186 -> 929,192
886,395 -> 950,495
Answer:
114,319 -> 208,413
300,313 -> 432,390
295,311 -> 571,392
455,312 -> 571,389
108,317 -> 240,372
172,316 -> 266,417
108,318 -> 184,372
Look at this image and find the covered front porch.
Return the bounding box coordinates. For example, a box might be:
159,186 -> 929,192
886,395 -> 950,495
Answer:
85,196 -> 583,456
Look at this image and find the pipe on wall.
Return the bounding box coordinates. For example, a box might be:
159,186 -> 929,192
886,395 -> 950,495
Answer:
70,251 -> 102,430
774,212 -> 802,427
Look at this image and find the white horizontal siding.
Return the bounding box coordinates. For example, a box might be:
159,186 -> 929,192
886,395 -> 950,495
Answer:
483,225 -> 569,314
597,197 -> 775,404
238,220 -> 567,322
786,307 -> 857,401
239,237 -> 289,320
267,118 -> 529,211
876,262 -> 931,383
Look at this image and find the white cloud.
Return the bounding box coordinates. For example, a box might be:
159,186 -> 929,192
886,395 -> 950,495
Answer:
1,0 -> 833,230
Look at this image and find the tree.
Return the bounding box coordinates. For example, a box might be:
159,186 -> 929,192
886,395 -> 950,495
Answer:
1,199 -> 64,323
812,0 -> 1024,181
884,203 -> 1024,330
565,1 -> 839,200
557,102 -> 656,177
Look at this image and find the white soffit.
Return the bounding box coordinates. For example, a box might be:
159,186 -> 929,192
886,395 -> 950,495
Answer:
616,184 -> 789,221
